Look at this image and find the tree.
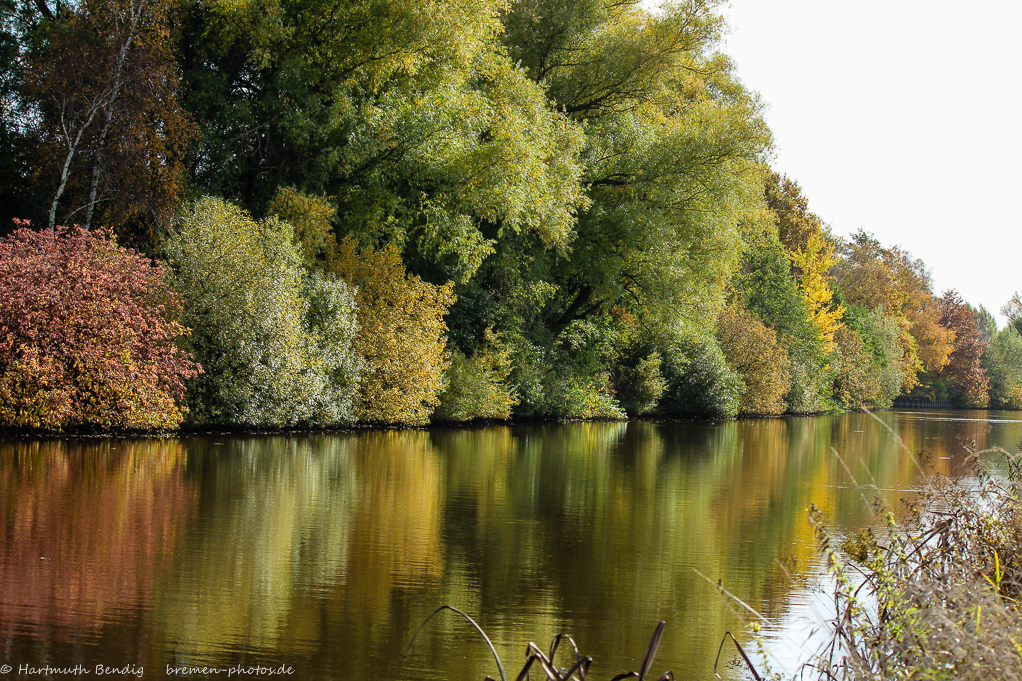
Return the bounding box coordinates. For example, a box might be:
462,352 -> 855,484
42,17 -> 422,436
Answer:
983,324 -> 1022,410
932,290 -> 988,407
0,222 -> 198,429
332,237 -> 455,425
22,0 -> 193,241
0,0 -> 38,230
177,0 -> 585,280
499,0 -> 771,334
833,231 -> 953,388
716,305 -> 791,415
164,197 -> 361,426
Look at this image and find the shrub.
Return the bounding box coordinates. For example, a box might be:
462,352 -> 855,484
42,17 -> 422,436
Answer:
843,305 -> 906,409
612,350 -> 667,417
809,451 -> 1022,681
164,197 -> 360,426
831,325 -> 881,409
657,333 -> 743,418
435,329 -> 517,421
333,237 -> 455,425
504,318 -> 626,420
0,223 -> 198,429
716,305 -> 791,415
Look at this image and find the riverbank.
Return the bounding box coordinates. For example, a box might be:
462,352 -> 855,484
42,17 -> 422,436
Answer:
790,445 -> 1022,680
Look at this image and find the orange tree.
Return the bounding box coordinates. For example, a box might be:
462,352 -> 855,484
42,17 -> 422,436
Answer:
0,222 -> 198,429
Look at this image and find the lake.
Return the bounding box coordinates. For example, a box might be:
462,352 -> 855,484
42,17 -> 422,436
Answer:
1,410 -> 1019,680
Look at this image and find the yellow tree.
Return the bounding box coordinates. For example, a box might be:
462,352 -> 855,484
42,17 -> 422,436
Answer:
764,171 -> 843,355
788,231 -> 844,354
332,238 -> 456,425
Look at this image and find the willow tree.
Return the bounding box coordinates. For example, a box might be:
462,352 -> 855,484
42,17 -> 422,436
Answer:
177,0 -> 586,281
499,0 -> 771,333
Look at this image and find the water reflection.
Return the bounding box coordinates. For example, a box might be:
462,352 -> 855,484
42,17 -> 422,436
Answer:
0,412 -> 1018,680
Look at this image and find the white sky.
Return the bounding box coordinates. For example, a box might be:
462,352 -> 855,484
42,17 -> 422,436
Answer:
715,0 -> 1022,324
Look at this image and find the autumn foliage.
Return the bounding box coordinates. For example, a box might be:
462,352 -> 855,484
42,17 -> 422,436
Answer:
333,238 -> 456,425
936,290 -> 989,407
716,305 -> 791,415
0,222 -> 198,429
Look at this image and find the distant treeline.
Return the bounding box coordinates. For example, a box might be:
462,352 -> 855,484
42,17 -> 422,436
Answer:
0,0 -> 1019,430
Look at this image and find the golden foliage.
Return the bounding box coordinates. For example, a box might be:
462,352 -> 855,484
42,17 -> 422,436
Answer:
266,187 -> 339,263
716,305 -> 791,415
834,237 -> 954,381
832,326 -> 881,409
333,237 -> 456,425
789,231 -> 843,355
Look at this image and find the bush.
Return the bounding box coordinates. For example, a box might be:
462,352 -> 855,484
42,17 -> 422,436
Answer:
716,305 -> 791,415
435,329 -> 517,421
332,237 -> 455,425
657,333 -> 743,418
831,325 -> 881,409
843,305 -> 906,409
809,451 -> 1022,680
505,318 -> 626,420
164,197 -> 360,426
0,223 -> 198,429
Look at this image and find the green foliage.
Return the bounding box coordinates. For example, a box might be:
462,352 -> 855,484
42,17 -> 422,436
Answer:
435,329 -> 517,421
501,0 -> 771,335
177,0 -> 586,282
0,224 -> 198,430
983,325 -> 1022,410
165,197 -> 361,426
842,304 -> 905,409
506,317 -> 626,420
612,350 -> 667,417
657,332 -> 743,418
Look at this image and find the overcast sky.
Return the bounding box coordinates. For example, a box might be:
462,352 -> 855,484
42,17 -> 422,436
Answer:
715,0 -> 1022,324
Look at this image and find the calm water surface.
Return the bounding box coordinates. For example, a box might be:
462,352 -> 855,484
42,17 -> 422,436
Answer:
1,411 -> 1020,680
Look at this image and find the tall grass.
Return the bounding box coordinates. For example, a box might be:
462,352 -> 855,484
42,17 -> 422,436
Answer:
796,444 -> 1022,680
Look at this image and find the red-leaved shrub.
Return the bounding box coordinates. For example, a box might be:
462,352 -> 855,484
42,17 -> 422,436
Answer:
0,222 -> 199,429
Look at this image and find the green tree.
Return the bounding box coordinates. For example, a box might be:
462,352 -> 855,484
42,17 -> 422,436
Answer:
982,304 -> 1022,410
165,197 -> 361,426
499,0 -> 770,335
177,0 -> 585,281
